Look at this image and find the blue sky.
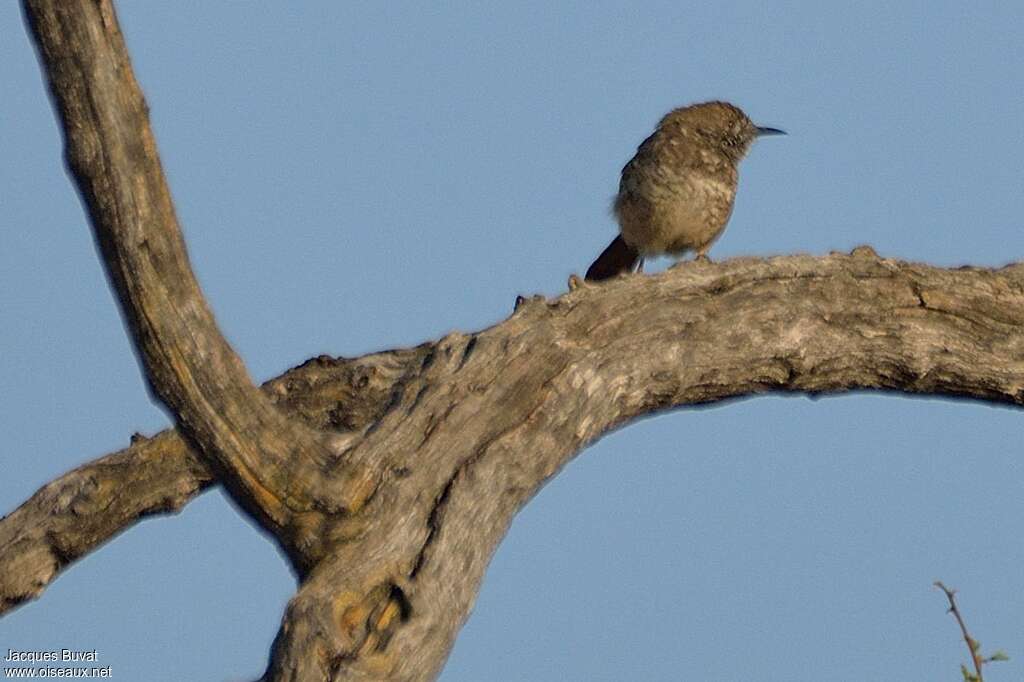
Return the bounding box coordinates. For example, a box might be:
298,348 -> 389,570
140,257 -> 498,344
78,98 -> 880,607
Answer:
1,2 -> 1021,680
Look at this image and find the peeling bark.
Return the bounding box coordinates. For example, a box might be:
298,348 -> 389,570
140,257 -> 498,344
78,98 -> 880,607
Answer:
6,1 -> 1024,681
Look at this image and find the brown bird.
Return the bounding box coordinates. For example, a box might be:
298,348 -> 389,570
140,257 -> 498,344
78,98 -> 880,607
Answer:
585,101 -> 784,281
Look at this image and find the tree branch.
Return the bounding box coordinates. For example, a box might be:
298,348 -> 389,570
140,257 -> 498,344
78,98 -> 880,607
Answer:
22,0 -> 368,572
273,249 -> 1024,681
935,582 -> 986,681
5,249 -> 1021,678
0,348 -> 425,616
13,2 -> 1024,679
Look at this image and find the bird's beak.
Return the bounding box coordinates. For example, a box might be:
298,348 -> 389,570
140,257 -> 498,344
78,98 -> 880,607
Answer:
756,126 -> 786,136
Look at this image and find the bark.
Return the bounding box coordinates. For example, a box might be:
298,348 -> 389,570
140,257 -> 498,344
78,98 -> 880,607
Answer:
7,1 -> 1024,681
4,249 -> 1024,678
0,348 -> 422,616
22,0 -> 366,576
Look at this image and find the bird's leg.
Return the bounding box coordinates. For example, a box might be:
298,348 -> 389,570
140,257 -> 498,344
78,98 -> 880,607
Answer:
635,257 -> 645,274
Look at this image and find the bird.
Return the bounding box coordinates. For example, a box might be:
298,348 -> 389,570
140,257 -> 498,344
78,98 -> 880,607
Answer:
585,101 -> 784,281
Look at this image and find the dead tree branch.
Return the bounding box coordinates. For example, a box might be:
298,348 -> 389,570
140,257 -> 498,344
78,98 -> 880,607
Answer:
22,0 -> 368,575
7,1 -> 1023,680
4,248 -> 1023,678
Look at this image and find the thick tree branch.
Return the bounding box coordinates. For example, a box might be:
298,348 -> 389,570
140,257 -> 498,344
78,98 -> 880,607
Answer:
5,249 -> 1022,678
22,0 -> 366,570
13,2 -> 1024,679
0,349 -> 425,616
268,249 -> 1024,682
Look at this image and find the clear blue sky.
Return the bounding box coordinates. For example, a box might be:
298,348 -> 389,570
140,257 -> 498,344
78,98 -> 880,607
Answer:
2,3 -> 1021,680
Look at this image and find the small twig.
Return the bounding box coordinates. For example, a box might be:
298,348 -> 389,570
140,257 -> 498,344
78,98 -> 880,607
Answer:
934,581 -> 984,681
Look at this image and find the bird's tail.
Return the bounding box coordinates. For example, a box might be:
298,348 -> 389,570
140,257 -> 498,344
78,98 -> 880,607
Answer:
585,235 -> 641,281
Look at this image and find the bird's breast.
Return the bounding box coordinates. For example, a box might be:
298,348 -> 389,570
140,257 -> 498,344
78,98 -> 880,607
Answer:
616,170 -> 737,256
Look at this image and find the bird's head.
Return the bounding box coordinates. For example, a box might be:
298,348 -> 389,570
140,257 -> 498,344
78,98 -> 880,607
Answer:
659,101 -> 784,163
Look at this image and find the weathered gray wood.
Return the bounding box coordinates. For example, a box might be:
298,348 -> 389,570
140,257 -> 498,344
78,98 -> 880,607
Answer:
4,249 -> 1023,679
21,0 -> 367,575
8,1 -> 1024,680
0,349 -> 422,616
259,249 -> 1024,681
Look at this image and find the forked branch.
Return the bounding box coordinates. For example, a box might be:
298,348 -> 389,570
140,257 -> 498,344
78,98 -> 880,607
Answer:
22,0 -> 369,573
9,1 -> 1024,680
